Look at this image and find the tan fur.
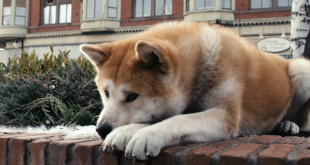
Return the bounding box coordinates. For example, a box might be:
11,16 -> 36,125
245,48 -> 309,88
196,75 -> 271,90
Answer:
80,22 -> 310,160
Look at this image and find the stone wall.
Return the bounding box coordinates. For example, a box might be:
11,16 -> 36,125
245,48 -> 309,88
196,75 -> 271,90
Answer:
1,132 -> 310,165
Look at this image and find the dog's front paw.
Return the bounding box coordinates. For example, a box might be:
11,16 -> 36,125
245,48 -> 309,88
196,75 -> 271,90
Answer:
103,124 -> 148,155
125,128 -> 170,161
279,121 -> 300,134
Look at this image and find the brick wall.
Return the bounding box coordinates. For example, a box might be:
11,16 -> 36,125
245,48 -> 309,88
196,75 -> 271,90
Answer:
71,0 -> 81,24
235,0 -> 249,11
28,0 -> 42,27
121,0 -> 133,20
1,133 -> 310,165
28,0 -> 81,34
235,11 -> 291,20
120,0 -> 184,27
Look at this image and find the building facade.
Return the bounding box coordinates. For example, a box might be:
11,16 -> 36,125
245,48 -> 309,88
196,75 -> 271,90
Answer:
0,0 -> 292,64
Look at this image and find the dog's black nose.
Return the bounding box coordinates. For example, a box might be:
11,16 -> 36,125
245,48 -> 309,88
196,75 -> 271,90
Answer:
96,124 -> 112,139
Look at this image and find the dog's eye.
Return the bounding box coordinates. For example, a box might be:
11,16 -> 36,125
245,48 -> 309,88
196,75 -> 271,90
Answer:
126,93 -> 139,102
104,90 -> 110,98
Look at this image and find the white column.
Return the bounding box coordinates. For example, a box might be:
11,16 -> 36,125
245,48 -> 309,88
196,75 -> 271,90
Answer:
291,0 -> 310,58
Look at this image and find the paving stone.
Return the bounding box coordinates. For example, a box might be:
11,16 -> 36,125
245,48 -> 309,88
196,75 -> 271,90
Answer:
30,136 -> 65,165
257,144 -> 295,165
0,134 -> 28,165
186,141 -> 234,165
49,139 -> 94,165
305,137 -> 310,144
74,140 -> 102,165
275,136 -> 304,144
220,143 -> 263,165
252,135 -> 281,144
11,134 -> 63,165
98,145 -> 119,165
297,144 -> 310,165
152,143 -> 203,165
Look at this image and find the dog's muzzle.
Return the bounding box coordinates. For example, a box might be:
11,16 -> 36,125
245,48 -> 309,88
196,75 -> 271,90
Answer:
96,123 -> 112,139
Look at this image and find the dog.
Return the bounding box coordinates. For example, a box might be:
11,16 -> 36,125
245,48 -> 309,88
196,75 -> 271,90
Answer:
80,21 -> 310,161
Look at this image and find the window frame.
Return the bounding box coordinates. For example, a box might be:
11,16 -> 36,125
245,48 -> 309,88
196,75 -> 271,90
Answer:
15,7 -> 26,26
43,0 -> 72,25
107,0 -> 117,18
250,0 -> 292,10
278,0 -> 292,7
222,0 -> 231,10
195,0 -> 215,10
186,0 -> 189,12
15,0 -> 27,26
59,3 -> 72,23
2,0 -> 12,26
86,0 -> 102,19
155,0 -> 172,16
133,0 -> 152,18
134,0 -> 172,18
2,6 -> 11,25
43,4 -> 56,24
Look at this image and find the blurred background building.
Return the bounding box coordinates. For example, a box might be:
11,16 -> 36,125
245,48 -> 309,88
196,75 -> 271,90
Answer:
0,0 -> 292,63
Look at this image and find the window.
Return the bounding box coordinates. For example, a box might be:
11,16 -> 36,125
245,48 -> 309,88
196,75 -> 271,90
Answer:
86,0 -> 102,19
43,0 -> 71,24
186,0 -> 189,12
251,0 -> 271,9
135,0 -> 172,17
278,0 -> 292,7
195,0 -> 215,10
2,0 -> 11,25
44,1 -> 56,24
107,0 -> 117,18
156,0 -> 172,16
222,0 -> 231,9
59,4 -> 71,23
251,0 -> 292,9
135,0 -> 151,17
15,0 -> 26,25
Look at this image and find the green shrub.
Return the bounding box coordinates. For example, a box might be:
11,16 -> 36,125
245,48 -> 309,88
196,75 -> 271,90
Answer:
0,48 -> 102,127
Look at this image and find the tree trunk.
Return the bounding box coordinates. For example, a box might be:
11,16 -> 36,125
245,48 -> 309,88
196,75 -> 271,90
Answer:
291,0 -> 310,58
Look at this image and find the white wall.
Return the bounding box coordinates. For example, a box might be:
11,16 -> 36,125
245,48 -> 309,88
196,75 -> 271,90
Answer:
0,45 -> 82,65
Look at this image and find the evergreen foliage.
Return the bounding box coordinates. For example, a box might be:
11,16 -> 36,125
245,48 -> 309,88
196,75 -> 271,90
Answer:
0,47 -> 102,127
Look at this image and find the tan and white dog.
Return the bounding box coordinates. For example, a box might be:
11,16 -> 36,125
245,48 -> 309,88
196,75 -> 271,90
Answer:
80,22 -> 310,160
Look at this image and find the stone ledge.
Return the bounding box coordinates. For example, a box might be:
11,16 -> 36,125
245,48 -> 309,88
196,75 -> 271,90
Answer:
0,133 -> 310,165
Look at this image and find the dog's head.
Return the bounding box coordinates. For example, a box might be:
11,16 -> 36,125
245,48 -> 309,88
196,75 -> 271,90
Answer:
80,39 -> 186,139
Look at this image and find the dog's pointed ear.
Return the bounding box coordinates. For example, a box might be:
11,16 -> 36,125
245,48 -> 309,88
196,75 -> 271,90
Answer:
80,44 -> 111,71
135,40 -> 171,73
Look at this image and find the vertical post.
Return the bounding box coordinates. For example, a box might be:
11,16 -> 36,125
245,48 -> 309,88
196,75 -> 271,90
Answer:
291,0 -> 310,58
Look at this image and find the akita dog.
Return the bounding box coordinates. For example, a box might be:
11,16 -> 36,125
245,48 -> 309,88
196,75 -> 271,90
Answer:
80,22 -> 310,160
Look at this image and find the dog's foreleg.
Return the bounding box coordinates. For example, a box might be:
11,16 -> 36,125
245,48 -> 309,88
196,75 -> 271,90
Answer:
125,108 -> 238,160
